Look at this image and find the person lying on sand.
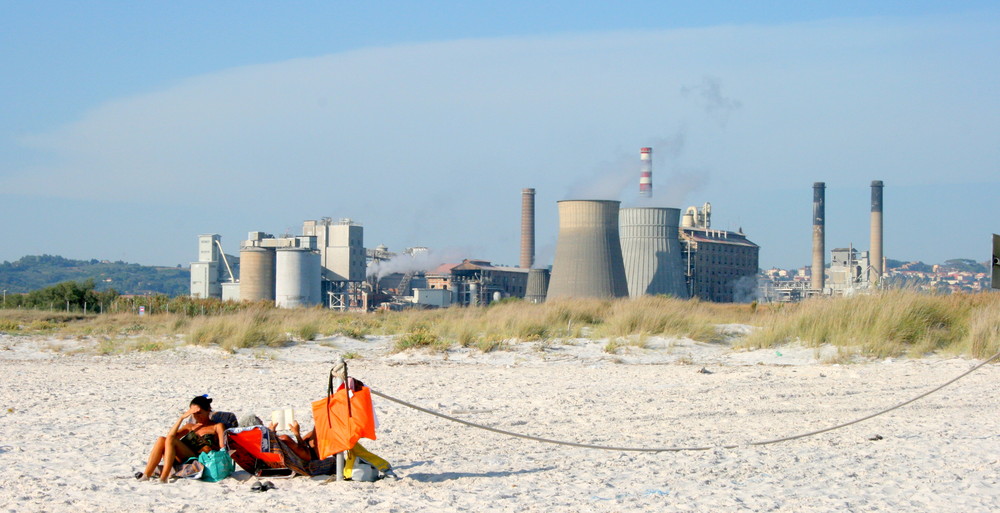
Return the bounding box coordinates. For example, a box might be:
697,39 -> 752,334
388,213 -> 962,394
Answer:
138,395 -> 226,482
268,420 -> 316,461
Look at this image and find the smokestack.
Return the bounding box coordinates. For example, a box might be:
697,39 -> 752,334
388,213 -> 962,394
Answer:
548,200 -> 629,299
812,182 -> 825,291
520,188 -> 535,269
639,147 -> 652,198
870,180 -> 884,283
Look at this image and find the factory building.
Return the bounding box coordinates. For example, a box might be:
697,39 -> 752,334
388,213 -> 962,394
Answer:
826,247 -> 874,295
679,204 -> 760,302
426,259 -> 529,306
191,217 -> 365,309
189,234 -> 238,299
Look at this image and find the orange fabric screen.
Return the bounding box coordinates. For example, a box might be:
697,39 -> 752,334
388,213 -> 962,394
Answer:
311,386 -> 377,459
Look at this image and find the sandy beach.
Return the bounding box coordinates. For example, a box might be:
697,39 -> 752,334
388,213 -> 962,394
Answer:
1,333 -> 998,512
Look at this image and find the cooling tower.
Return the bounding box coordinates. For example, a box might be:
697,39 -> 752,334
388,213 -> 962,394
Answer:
812,182 -> 825,291
520,188 -> 535,269
275,248 -> 321,308
547,200 -> 628,299
870,180 -> 884,283
620,207 -> 689,298
239,247 -> 276,301
525,268 -> 550,303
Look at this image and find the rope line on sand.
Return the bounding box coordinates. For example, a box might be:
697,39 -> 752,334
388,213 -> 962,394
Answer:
370,348 -> 1000,453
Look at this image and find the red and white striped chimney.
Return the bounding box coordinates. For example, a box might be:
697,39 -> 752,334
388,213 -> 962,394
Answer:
639,147 -> 652,198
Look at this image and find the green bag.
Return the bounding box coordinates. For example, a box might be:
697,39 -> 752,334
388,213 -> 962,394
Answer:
198,449 -> 235,482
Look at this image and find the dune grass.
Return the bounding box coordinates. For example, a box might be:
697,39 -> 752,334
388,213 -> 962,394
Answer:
740,290 -> 1000,358
2,290 -> 998,359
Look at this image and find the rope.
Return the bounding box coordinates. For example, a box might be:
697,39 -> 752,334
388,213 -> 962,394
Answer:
370,348 -> 1000,453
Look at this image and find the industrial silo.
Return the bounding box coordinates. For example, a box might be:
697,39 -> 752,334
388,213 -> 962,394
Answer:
525,268 -> 550,303
620,207 -> 689,298
275,248 -> 322,308
239,247 -> 276,302
547,200 -> 629,299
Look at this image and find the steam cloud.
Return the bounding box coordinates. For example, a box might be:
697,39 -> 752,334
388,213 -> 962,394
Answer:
366,247 -> 469,279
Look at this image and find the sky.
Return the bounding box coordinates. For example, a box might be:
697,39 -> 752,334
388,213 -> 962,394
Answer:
1,1 -> 998,270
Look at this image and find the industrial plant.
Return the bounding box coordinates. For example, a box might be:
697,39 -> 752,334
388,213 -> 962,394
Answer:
766,180 -> 887,301
192,147 -> 765,309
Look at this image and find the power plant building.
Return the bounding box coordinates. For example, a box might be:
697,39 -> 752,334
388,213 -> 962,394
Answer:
426,259 -> 529,306
190,234 -> 238,299
679,204 -> 759,302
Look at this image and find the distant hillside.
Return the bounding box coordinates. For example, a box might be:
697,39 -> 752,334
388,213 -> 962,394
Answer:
0,255 -> 189,296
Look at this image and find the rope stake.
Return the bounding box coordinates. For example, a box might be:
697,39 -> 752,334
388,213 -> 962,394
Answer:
370,349 -> 1000,453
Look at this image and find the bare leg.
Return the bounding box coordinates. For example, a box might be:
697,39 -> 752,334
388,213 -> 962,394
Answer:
277,434 -> 313,461
142,437 -> 166,480
159,435 -> 195,483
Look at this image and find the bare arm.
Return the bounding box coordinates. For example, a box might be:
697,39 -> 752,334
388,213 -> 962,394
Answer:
167,405 -> 197,439
214,422 -> 226,450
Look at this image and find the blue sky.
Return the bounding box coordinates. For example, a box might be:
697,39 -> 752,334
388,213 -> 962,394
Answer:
1,1 -> 998,270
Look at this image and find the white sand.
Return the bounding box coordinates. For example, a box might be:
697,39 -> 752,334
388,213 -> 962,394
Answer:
1,333 -> 998,512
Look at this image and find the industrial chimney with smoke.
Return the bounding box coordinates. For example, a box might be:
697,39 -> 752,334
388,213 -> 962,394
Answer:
520,188 -> 535,269
620,207 -> 689,298
812,182 -> 825,291
547,200 -> 629,299
870,180 -> 884,284
639,147 -> 652,198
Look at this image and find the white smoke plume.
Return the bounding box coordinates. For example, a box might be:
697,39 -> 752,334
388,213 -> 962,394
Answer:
563,150 -> 637,201
681,76 -> 743,128
366,247 -> 469,279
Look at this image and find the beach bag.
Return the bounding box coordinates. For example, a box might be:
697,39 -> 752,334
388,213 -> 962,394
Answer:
198,449 -> 235,482
311,376 -> 377,460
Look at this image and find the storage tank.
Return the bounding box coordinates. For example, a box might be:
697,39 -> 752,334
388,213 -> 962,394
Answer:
525,268 -> 550,303
275,248 -> 321,308
547,200 -> 629,299
239,247 -> 276,302
620,207 -> 689,298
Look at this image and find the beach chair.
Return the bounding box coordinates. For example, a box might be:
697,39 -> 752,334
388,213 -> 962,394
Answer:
225,426 -> 339,478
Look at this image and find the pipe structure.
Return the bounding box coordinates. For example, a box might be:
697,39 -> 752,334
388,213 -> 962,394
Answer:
520,188 -> 535,269
639,147 -> 652,198
870,180 -> 884,284
812,182 -> 825,291
547,200 -> 629,299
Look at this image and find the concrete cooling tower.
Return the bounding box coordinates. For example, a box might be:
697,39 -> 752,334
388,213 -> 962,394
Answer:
525,268 -> 550,303
619,207 -> 689,298
547,200 -> 629,299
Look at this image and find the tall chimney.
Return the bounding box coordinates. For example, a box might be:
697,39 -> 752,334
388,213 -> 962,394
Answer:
639,147 -> 652,198
520,188 -> 535,269
870,180 -> 884,283
812,182 -> 825,291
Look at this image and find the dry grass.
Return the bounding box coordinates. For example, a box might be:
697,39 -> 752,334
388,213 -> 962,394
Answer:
3,291 -> 998,359
741,290 -> 1000,358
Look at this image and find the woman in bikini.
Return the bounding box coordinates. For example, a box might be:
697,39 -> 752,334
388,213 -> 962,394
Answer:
139,395 -> 226,482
